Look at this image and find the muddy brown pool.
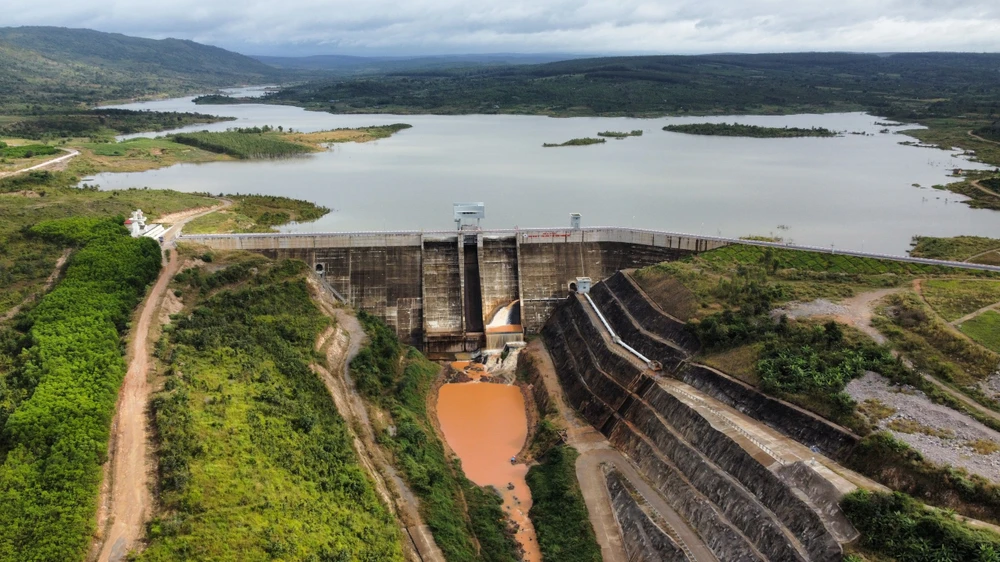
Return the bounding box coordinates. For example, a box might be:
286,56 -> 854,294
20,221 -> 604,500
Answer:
436,382 -> 541,561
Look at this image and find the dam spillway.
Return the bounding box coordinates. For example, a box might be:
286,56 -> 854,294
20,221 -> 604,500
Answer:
180,227 -> 723,354
179,225 -> 1000,355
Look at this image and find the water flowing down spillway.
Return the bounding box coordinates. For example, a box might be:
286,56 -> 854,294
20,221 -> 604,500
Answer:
436,381 -> 541,561
485,300 -> 524,351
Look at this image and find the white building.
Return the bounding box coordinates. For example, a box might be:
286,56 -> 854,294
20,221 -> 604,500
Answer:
124,209 -> 167,241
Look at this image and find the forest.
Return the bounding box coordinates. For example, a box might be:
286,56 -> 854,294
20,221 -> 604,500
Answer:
663,123 -> 837,138
264,52 -> 1000,122
0,218 -> 162,562
0,109 -> 233,141
140,259 -> 404,560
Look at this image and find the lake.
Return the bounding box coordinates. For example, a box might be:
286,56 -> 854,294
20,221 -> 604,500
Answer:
90,91 -> 999,254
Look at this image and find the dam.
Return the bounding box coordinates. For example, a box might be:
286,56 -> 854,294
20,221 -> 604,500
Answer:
179,224 -> 1000,356
180,226 -> 724,354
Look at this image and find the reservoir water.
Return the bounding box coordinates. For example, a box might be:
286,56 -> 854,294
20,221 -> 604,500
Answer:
436,382 -> 540,561
91,91 -> 1000,254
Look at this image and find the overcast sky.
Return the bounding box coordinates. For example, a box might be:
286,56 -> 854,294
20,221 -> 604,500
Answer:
5,0 -> 1000,56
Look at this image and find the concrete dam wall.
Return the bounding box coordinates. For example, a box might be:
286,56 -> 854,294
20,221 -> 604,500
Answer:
180,227 -> 725,353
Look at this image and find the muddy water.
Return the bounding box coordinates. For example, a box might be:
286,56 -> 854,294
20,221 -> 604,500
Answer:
437,383 -> 541,561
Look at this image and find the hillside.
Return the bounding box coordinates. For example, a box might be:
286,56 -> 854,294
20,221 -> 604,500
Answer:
0,26 -> 281,108
266,51 -> 1000,120
254,53 -> 583,74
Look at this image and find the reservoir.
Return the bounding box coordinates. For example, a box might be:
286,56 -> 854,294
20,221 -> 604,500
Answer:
436,382 -> 540,561
90,92 -> 1000,254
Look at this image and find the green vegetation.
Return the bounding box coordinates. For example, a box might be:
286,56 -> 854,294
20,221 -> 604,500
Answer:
0,26 -> 280,110
975,120 -> 1000,143
70,137 -> 231,174
0,144 -> 58,158
186,194 -> 330,234
1,109 -> 233,141
597,130 -> 643,138
875,292 -> 998,386
910,236 -> 1000,262
351,313 -> 520,562
686,255 -> 905,427
843,489 -> 1000,562
959,311 -> 1000,353
664,123 -> 838,137
140,259 -> 403,561
921,279 -> 1000,322
525,446 -> 602,562
0,218 -> 161,562
542,137 -> 606,147
191,94 -> 241,104
635,244 -> 1000,522
171,128 -> 316,159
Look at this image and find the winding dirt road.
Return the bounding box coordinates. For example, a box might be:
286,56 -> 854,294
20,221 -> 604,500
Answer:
94,201 -> 229,562
0,148 -> 79,179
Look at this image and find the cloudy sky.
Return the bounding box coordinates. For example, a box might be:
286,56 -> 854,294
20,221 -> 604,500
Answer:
5,0 -> 1000,56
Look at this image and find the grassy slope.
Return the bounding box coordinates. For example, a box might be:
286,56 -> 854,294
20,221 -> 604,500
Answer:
141,259 -> 403,561
959,311 -> 1000,353
0,179 -> 215,318
186,194 -> 330,234
525,446 -> 602,562
921,279 -> 1000,322
911,236 -> 1000,264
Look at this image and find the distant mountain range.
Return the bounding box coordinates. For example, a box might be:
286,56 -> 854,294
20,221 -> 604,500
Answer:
0,26 -> 280,107
253,53 -> 587,73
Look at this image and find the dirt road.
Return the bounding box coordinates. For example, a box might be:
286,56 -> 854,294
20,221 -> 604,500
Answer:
94,201 -> 229,562
307,282 -> 444,562
0,148 -> 79,179
829,284 -> 1000,428
831,288 -> 904,344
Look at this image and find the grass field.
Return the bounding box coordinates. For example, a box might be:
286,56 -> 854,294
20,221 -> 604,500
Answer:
910,236 -> 1000,261
71,137 -> 230,175
525,446 -> 602,562
959,310 -> 1000,353
921,279 -> 1000,322
185,194 -> 330,234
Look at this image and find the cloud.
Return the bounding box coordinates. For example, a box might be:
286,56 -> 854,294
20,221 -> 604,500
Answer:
4,0 -> 1000,55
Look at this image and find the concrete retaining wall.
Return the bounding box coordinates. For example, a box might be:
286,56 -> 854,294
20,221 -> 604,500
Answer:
605,469 -> 686,562
596,272 -> 861,461
542,299 -> 848,561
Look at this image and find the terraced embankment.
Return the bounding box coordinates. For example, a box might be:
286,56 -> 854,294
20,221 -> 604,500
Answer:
541,271 -> 870,561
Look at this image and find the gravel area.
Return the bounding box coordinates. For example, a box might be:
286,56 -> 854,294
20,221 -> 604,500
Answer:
979,374 -> 1000,401
847,372 -> 1000,482
772,299 -> 849,320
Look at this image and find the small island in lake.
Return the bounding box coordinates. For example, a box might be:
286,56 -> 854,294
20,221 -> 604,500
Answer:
542,137 -> 607,147
597,130 -> 643,138
663,123 -> 838,138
